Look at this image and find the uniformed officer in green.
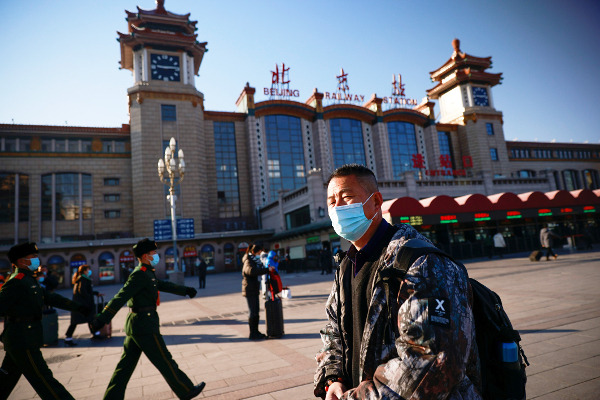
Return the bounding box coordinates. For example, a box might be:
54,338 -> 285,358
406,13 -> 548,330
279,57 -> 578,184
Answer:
91,238 -> 205,400
0,242 -> 89,400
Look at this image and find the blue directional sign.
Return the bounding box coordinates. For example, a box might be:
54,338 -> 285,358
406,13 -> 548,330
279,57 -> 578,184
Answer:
154,219 -> 172,241
176,218 -> 195,239
154,218 -> 195,240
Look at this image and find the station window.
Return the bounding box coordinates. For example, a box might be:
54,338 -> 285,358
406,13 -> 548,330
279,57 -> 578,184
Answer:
104,178 -> 120,186
490,148 -> 499,161
104,194 -> 120,202
161,105 -> 177,121
104,210 -> 121,219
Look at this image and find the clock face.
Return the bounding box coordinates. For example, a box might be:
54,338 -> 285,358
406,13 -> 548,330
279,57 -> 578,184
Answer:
150,54 -> 181,82
472,87 -> 489,106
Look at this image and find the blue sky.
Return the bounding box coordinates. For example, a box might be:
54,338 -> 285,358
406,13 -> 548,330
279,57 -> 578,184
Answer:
1,0 -> 598,144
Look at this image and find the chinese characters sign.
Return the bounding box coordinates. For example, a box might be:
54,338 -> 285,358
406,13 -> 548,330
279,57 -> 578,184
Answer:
411,154 -> 473,177
264,63 -> 300,98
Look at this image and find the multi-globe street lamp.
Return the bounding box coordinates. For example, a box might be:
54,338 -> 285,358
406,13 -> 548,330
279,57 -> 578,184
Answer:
157,137 -> 185,285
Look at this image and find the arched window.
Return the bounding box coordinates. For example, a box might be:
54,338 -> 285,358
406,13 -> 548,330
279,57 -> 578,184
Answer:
265,115 -> 306,202
165,247 -> 180,274
223,243 -> 235,270
387,121 -> 418,178
330,118 -> 366,169
98,251 -> 115,282
47,255 -> 66,285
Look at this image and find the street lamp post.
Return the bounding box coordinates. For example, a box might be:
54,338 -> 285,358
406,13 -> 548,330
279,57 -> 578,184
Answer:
157,137 -> 186,286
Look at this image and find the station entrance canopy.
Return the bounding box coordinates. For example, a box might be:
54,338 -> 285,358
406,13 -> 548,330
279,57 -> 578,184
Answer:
382,189 -> 600,226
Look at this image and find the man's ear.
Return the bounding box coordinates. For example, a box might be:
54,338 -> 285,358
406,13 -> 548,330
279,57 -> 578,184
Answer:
373,191 -> 384,208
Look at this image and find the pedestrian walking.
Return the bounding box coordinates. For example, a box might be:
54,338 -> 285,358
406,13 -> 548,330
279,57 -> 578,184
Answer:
314,164 -> 480,399
0,242 -> 90,400
90,238 -> 205,400
540,223 -> 561,260
64,264 -> 105,346
242,243 -> 273,340
196,256 -> 207,289
493,230 -> 507,258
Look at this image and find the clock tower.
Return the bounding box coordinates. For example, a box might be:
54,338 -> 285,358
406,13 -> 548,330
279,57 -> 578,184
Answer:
118,0 -> 208,237
427,39 -> 509,177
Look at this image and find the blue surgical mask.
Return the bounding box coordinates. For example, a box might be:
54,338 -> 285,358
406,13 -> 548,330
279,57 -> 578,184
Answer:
38,276 -> 45,283
329,193 -> 379,242
150,254 -> 160,266
28,257 -> 40,271
87,270 -> 92,277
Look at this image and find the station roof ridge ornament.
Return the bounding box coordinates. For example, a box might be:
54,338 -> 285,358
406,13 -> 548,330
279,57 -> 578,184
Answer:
426,38 -> 503,99
117,0 -> 207,74
131,0 -> 191,20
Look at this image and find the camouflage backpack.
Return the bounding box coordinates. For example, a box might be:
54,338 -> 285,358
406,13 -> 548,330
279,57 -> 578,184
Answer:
387,238 -> 529,400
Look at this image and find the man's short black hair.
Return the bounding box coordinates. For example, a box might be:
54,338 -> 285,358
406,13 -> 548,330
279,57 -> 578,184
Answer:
326,164 -> 378,193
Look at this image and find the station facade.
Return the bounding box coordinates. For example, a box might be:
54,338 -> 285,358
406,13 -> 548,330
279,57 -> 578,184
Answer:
1,1 -> 599,286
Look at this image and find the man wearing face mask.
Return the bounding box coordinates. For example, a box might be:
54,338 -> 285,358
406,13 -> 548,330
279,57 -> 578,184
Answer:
91,238 -> 205,400
0,242 -> 89,400
314,164 -> 480,400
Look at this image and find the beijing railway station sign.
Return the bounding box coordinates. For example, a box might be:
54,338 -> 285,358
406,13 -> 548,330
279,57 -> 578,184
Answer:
262,63 -> 418,108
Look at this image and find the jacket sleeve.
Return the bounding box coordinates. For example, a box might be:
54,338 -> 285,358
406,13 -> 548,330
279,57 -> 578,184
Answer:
314,271 -> 345,398
45,289 -> 83,312
344,254 -> 478,400
156,279 -> 187,296
97,273 -> 143,324
0,279 -> 18,316
243,257 -> 268,277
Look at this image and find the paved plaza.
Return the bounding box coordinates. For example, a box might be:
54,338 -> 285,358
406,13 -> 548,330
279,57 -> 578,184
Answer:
3,248 -> 600,399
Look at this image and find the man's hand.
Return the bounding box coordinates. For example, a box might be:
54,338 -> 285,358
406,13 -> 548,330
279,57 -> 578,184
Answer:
186,287 -> 197,298
90,318 -> 105,332
325,382 -> 346,400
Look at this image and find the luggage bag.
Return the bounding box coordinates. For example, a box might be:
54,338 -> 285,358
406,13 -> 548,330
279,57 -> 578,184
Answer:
42,308 -> 58,346
529,250 -> 543,262
265,297 -> 284,338
95,295 -> 112,338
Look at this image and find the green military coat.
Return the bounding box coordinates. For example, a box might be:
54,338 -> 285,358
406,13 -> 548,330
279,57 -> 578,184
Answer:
0,268 -> 81,349
96,263 -> 187,336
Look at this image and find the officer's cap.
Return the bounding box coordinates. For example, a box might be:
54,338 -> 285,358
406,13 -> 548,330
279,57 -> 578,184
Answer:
8,242 -> 38,264
133,238 -> 158,258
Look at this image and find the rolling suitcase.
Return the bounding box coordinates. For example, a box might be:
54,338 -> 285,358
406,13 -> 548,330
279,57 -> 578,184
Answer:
265,297 -> 284,338
41,308 -> 58,346
95,295 -> 112,338
529,250 -> 543,262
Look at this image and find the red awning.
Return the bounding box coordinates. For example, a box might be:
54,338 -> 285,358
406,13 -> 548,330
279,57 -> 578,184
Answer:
455,193 -> 492,213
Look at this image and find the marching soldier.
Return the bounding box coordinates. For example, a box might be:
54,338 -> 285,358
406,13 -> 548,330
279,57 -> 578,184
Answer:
91,238 -> 205,400
0,242 -> 89,400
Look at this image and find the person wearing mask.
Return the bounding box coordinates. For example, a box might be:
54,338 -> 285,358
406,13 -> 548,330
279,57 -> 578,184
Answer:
64,264 -> 105,346
242,243 -> 273,340
266,250 -> 282,299
0,242 -> 89,400
90,238 -> 205,400
313,164 -> 480,399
